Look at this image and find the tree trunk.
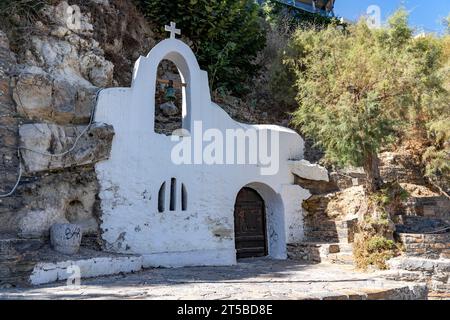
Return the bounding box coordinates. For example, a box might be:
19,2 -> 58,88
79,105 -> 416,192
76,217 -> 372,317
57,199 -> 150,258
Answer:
363,152 -> 383,193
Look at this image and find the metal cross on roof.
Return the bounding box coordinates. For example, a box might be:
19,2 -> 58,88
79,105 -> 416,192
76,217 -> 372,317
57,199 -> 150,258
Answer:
165,22 -> 181,39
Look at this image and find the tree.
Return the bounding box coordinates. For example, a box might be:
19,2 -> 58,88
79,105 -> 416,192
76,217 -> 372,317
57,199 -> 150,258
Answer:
446,14 -> 450,34
287,10 -> 447,192
421,33 -> 450,193
137,0 -> 266,96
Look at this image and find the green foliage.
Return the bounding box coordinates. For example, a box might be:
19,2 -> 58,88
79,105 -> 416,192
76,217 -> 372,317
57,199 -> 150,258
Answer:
354,234 -> 398,270
0,0 -> 45,19
136,0 -> 266,95
371,182 -> 409,207
287,21 -> 406,168
268,53 -> 298,108
264,1 -> 348,115
418,34 -> 450,187
0,0 -> 47,51
366,236 -> 395,252
284,10 -> 448,191
445,14 -> 450,34
423,118 -> 450,181
385,9 -> 412,47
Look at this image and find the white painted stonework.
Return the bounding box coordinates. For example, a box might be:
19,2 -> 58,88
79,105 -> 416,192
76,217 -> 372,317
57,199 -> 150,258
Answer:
30,255 -> 143,285
94,28 -> 312,267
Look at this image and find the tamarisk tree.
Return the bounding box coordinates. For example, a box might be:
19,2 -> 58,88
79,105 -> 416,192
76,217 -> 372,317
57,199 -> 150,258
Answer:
288,10 -> 446,192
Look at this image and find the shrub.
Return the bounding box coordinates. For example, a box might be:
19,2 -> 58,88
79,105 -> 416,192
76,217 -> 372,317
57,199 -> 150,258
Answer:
0,0 -> 45,20
0,0 -> 47,52
354,234 -> 398,270
423,118 -> 450,190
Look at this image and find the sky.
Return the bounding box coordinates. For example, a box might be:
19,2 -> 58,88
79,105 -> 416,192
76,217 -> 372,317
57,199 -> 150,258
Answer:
334,0 -> 450,34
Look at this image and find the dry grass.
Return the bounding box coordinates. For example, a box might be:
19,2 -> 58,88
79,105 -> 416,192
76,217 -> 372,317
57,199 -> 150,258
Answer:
353,233 -> 399,270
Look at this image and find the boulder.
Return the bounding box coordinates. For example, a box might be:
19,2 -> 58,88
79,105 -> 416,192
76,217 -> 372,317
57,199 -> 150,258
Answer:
13,67 -> 98,124
160,101 -> 178,116
13,67 -> 53,119
80,53 -> 114,87
50,223 -> 82,255
19,122 -> 114,173
0,30 -> 10,50
288,160 -> 329,182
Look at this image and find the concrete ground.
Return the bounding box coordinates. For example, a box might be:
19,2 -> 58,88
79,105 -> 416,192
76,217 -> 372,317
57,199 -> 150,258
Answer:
0,258 -> 427,300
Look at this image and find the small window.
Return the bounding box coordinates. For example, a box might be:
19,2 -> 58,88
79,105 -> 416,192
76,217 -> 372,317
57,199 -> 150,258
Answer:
158,182 -> 166,212
170,178 -> 177,211
181,183 -> 187,211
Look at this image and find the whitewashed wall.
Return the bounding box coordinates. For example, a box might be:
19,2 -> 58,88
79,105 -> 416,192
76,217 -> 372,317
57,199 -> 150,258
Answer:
94,38 -> 308,267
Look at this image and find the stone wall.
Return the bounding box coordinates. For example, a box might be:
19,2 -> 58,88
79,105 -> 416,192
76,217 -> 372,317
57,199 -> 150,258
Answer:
398,233 -> 450,260
0,236 -> 44,286
400,197 -> 450,223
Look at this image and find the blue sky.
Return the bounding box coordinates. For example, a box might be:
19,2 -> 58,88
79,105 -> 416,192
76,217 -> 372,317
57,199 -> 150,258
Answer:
334,0 -> 450,34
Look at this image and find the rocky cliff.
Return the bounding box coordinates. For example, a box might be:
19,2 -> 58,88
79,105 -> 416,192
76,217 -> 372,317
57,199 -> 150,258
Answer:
0,0 -> 277,250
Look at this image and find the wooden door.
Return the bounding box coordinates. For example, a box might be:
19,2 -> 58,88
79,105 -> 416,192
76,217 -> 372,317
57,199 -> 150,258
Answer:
234,187 -> 267,259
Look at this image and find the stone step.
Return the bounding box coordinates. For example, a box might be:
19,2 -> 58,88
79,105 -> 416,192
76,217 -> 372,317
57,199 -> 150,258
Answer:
440,249 -> 450,259
387,256 -> 450,274
380,257 -> 450,296
377,269 -> 427,282
0,235 -> 45,286
30,249 -> 143,285
287,242 -> 354,265
0,234 -> 143,287
306,221 -> 354,231
323,252 -> 355,265
305,226 -> 354,244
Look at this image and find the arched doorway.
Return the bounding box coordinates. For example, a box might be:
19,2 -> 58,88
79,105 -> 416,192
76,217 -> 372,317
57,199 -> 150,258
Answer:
234,187 -> 267,259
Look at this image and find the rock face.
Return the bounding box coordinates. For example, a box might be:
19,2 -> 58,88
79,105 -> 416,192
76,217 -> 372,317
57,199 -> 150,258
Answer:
0,169 -> 100,238
13,67 -> 98,124
0,1 -> 153,267
50,223 -> 82,255
28,2 -> 114,87
289,160 -> 329,182
19,122 -> 114,173
0,30 -> 20,200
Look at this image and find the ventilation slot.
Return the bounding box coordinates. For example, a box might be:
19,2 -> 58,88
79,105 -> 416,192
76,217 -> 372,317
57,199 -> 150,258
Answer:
181,183 -> 187,211
170,178 -> 177,211
158,182 -> 166,212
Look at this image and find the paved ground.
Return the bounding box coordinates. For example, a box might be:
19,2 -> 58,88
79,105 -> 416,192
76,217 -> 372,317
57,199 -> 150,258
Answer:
0,258 -> 427,300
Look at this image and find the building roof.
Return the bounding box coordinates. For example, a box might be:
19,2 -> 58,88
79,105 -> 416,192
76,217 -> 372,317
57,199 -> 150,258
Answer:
263,0 -> 336,17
